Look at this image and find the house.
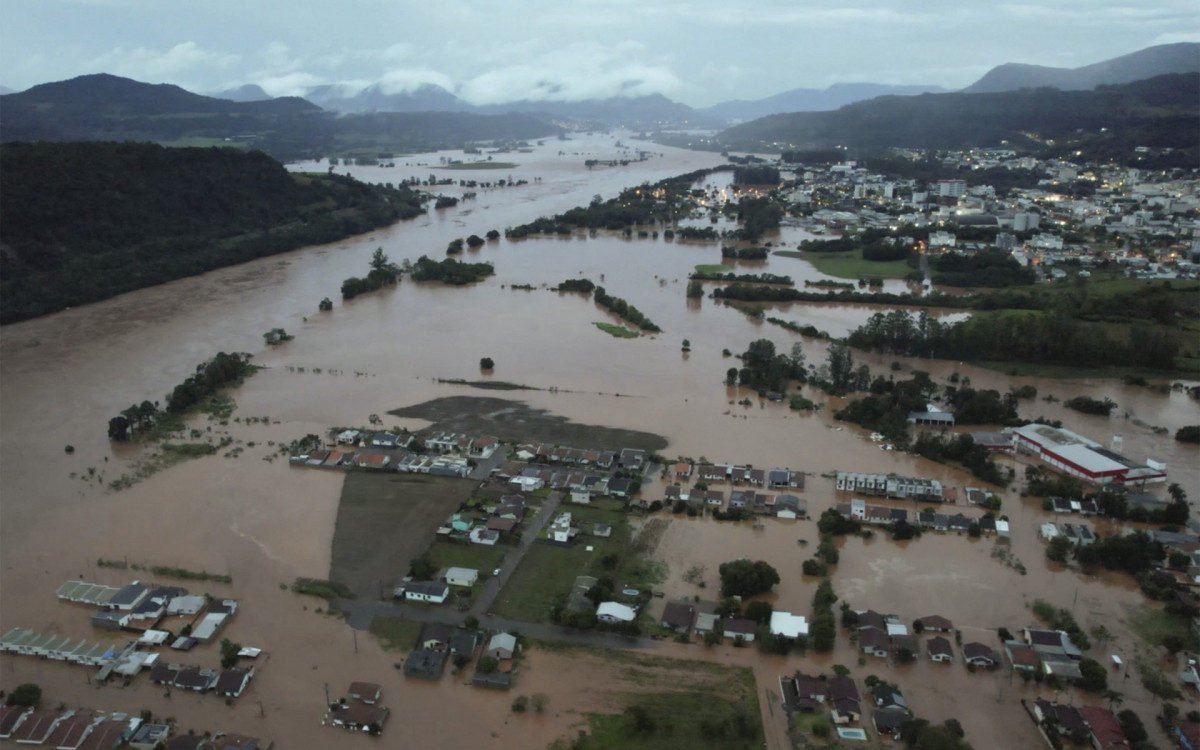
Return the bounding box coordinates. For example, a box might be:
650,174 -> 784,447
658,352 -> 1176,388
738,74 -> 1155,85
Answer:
402,649 -> 447,680
469,527 -> 501,545
10,710 -> 71,745
174,666 -> 219,692
45,710 -> 100,750
1024,628 -> 1083,659
793,674 -> 828,703
109,582 -> 150,611
1033,701 -> 1087,737
495,496 -> 526,520
0,706 -> 33,740
1173,721 -> 1200,750
214,667 -> 254,698
445,567 -> 479,587
673,463 -> 692,478
404,580 -> 450,604
128,723 -> 171,750
569,487 -> 592,504
419,622 -> 454,651
593,523 -> 612,538
330,702 -> 389,731
660,601 -> 696,632
771,494 -> 806,518
705,489 -> 725,507
722,618 -> 757,643
747,469 -> 765,486
892,634 -> 920,661
1079,707 -> 1128,750
874,708 -> 909,739
618,448 -> 645,469
828,677 -> 860,724
549,512 -> 575,543
486,632 -> 518,660
449,630 -> 480,657
859,628 -> 890,658
347,681 -> 382,705
167,595 -> 206,616
1005,642 -> 1041,672
962,642 -> 998,668
927,636 -> 954,662
596,602 -> 636,624
769,611 -> 808,639
607,477 -> 632,497
871,684 -> 908,711
917,615 -> 953,632
74,718 -> 128,750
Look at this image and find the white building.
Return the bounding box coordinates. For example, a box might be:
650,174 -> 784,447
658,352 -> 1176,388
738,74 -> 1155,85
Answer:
445,568 -> 479,587
769,611 -> 809,639
596,602 -> 636,623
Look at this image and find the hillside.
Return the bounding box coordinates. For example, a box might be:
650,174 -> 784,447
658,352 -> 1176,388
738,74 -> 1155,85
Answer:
963,42 -> 1200,93
0,142 -> 427,323
0,74 -> 566,160
715,74 -> 1200,163
700,83 -> 947,123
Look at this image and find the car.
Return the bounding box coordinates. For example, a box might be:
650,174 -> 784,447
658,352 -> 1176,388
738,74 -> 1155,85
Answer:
493,568 -> 502,576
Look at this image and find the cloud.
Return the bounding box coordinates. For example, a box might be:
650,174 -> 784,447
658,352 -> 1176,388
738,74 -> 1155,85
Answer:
1152,31 -> 1200,44
256,72 -> 328,98
457,42 -> 683,104
86,41 -> 240,82
377,68 -> 457,95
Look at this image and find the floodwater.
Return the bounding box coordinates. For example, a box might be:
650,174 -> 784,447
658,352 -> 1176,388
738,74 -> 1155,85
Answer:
2,131 -> 1197,748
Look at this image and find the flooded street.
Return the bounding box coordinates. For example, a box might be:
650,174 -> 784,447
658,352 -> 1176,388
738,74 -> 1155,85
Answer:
2,131 -> 1198,748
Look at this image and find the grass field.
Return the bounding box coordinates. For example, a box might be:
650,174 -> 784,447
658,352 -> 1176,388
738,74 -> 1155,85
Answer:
776,249 -> 912,280
368,615 -> 422,652
492,501 -> 662,622
544,646 -> 763,750
438,161 -> 519,170
330,472 -> 475,599
694,264 -> 732,275
595,322 -> 640,338
426,540 -> 508,577
1125,604 -> 1199,649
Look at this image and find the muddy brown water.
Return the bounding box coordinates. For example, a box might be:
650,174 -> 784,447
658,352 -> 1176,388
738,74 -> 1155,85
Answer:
2,132 -> 1197,748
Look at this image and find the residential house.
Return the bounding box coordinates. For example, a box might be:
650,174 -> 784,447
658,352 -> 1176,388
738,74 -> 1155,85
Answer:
330,702 -> 389,732
859,628 -> 889,658
449,630 -> 480,658
770,494 -> 806,518
45,710 -> 101,750
917,615 -> 953,632
892,634 -> 920,661
828,677 -> 861,724
871,684 -> 909,712
419,623 -> 454,651
128,723 -> 171,750
174,666 -> 219,693
549,512 -> 575,543
769,611 -> 809,640
874,709 -> 909,740
962,642 -> 998,669
404,581 -> 450,604
486,632 -> 518,661
618,448 -> 645,469
722,618 -> 757,643
10,710 -> 71,745
347,682 -> 382,705
927,636 -> 953,662
607,477 -> 632,497
705,489 -> 725,508
1033,701 -> 1087,738
1079,707 -> 1129,750
660,601 -> 696,632
445,568 -> 479,587
596,602 -> 636,624
214,667 -> 254,698
402,649 -> 447,681
469,527 -> 501,545
1005,642 -> 1041,673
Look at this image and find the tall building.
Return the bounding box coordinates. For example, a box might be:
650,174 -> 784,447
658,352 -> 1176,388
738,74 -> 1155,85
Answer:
937,179 -> 967,198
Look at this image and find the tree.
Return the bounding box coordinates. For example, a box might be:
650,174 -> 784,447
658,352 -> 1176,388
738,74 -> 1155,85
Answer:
464,615 -> 479,630
530,693 -> 548,713
370,247 -> 390,271
726,367 -> 739,386
6,683 -> 41,707
681,339 -> 691,352
744,600 -> 773,624
1077,657 -> 1107,692
718,559 -> 780,597
219,638 -> 242,670
1046,536 -> 1072,563
319,297 -> 333,312
480,357 -> 494,370
477,656 -> 499,673
409,553 -> 437,580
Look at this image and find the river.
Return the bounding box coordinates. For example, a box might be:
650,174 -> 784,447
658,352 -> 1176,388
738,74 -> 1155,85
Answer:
1,131 -> 1197,748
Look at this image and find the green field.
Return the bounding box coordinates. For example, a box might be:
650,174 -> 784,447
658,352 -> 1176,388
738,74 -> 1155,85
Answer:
368,615 -> 422,652
786,248 -> 913,280
1125,604 -> 1199,650
595,322 -> 640,338
492,501 -> 660,622
546,649 -> 763,750
426,541 -> 508,578
438,161 -> 519,170
694,264 -> 733,275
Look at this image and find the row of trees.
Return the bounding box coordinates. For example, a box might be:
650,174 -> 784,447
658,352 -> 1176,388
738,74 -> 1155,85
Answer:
593,286 -> 660,333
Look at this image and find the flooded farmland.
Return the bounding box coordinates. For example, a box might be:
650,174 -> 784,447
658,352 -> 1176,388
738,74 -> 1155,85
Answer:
1,131 -> 1197,748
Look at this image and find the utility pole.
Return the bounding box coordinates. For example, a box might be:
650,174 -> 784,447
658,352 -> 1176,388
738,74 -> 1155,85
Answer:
324,682 -> 329,707
353,630 -> 358,654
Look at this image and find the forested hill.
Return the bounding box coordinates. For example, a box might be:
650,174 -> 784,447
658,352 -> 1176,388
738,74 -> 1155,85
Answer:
715,74 -> 1199,164
0,142 -> 426,323
0,74 -> 566,161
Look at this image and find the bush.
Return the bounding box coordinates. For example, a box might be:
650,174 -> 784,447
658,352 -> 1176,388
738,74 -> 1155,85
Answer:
6,683 -> 41,707
480,357 -> 494,370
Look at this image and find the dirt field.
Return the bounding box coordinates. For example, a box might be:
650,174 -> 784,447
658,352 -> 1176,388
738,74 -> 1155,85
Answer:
389,396 -> 669,452
330,471 -> 475,597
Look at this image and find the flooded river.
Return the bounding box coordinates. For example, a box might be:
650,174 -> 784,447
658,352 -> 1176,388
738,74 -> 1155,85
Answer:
1,131 -> 1197,748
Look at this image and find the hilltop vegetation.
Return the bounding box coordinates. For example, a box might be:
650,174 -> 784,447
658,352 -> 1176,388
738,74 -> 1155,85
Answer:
0,141 -> 426,323
716,74 -> 1200,166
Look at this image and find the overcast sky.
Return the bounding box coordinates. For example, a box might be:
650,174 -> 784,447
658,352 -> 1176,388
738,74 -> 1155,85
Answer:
3,0 -> 1198,106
